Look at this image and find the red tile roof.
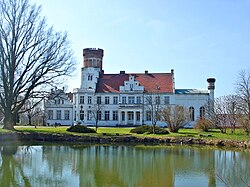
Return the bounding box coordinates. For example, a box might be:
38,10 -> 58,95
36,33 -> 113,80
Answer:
96,73 -> 174,93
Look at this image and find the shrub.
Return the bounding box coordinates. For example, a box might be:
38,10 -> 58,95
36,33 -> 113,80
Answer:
238,117 -> 250,135
194,119 -> 212,132
130,125 -> 151,134
67,125 -> 96,133
153,126 -> 169,134
130,125 -> 169,134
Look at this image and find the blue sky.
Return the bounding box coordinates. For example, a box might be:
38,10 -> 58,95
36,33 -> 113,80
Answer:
32,0 -> 250,97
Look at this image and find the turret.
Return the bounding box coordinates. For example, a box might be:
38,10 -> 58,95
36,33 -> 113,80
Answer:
207,78 -> 216,101
80,48 -> 104,90
83,48 -> 104,70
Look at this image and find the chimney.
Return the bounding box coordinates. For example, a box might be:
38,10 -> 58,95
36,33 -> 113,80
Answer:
120,71 -> 125,74
207,78 -> 216,101
145,70 -> 148,74
171,69 -> 174,74
207,78 -> 216,90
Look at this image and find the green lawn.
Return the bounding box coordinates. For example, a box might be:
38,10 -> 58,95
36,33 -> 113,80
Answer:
168,128 -> 249,141
0,126 -> 249,141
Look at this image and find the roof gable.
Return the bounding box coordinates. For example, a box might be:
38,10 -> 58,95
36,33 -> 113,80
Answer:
96,73 -> 174,93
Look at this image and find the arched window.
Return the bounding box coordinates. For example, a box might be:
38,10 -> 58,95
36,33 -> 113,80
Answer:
189,107 -> 194,121
200,106 -> 205,119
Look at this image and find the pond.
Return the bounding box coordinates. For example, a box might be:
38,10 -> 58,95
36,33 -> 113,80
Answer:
0,143 -> 249,187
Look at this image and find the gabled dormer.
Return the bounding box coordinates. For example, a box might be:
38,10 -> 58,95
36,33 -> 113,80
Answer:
119,75 -> 144,93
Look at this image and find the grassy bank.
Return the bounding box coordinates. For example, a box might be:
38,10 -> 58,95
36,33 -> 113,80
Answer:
0,126 -> 248,141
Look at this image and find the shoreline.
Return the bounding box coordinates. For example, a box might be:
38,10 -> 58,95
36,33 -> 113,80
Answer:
0,131 -> 249,149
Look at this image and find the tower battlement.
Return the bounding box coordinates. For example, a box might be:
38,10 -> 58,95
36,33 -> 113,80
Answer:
83,48 -> 104,69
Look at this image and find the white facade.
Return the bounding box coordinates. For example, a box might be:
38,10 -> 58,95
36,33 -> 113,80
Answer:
44,88 -> 73,126
44,48 -> 215,127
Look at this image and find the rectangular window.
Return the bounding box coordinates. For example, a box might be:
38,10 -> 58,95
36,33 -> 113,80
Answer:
56,110 -> 61,120
136,112 -> 140,121
105,96 -> 110,104
64,110 -> 70,120
97,96 -> 101,104
48,110 -> 53,120
155,96 -> 160,105
164,96 -> 170,105
105,111 -> 110,120
128,112 -> 134,120
80,96 -> 84,104
146,96 -> 152,104
113,96 -> 118,104
88,96 -> 92,104
122,112 -> 125,121
87,110 -> 91,120
113,111 -> 118,120
130,84 -> 133,90
136,96 -> 141,104
128,96 -> 135,104
97,111 -> 102,120
146,111 -> 151,121
62,100 -> 64,104
80,111 -> 84,120
122,96 -> 126,104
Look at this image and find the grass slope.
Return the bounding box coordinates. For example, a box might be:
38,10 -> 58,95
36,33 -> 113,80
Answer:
0,126 -> 249,141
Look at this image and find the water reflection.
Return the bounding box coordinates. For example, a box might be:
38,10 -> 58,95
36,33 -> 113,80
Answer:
0,145 -> 31,186
0,144 -> 249,187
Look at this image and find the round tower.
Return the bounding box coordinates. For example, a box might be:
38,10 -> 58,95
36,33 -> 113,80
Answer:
207,78 -> 216,101
83,48 -> 104,70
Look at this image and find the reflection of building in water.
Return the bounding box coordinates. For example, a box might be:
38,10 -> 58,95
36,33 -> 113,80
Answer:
45,48 -> 215,127
3,145 -> 248,186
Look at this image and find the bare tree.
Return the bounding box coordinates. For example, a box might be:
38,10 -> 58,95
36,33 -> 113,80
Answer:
235,69 -> 250,135
0,0 -> 75,130
206,97 -> 228,133
144,86 -> 163,134
90,96 -> 103,131
224,95 -> 240,133
162,105 -> 189,133
207,95 -> 241,133
23,98 -> 43,127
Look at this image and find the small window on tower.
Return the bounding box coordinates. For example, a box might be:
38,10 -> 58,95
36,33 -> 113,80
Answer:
88,74 -> 93,81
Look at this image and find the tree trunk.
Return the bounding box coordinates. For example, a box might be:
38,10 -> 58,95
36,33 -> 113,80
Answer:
3,112 -> 15,130
152,124 -> 156,134
95,121 -> 98,132
28,115 -> 32,126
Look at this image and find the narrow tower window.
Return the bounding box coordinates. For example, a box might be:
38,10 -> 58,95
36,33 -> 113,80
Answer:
189,107 -> 195,121
200,106 -> 205,119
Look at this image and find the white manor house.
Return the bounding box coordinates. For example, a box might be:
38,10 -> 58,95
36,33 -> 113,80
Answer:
44,48 -> 215,127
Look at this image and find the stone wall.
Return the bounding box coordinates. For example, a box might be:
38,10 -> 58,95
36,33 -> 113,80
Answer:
0,132 -> 249,149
